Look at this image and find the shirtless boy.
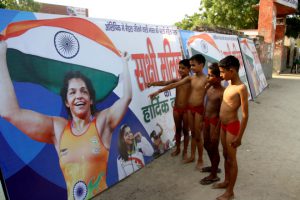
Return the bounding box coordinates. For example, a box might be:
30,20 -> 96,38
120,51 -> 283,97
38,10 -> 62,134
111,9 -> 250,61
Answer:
200,63 -> 224,185
149,54 -> 207,169
147,59 -> 191,159
213,55 -> 249,200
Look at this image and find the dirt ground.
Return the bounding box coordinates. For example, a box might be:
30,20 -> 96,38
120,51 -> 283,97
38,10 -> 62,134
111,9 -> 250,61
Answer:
93,73 -> 300,200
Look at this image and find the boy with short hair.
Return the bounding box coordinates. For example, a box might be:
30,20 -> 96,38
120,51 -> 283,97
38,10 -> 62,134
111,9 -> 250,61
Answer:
200,62 -> 224,185
213,55 -> 249,200
149,54 -> 207,169
147,59 -> 191,159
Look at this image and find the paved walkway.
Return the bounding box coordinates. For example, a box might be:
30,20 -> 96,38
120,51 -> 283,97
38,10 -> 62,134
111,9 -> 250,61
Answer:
0,182 -> 4,200
94,74 -> 300,200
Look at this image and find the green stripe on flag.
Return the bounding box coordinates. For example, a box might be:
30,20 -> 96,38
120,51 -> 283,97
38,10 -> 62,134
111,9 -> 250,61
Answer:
7,49 -> 119,102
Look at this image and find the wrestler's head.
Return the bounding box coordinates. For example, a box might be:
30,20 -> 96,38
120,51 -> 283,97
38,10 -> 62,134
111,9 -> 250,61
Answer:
178,59 -> 191,78
61,71 -> 96,119
219,55 -> 240,81
118,124 -> 135,161
207,62 -> 221,84
189,54 -> 206,73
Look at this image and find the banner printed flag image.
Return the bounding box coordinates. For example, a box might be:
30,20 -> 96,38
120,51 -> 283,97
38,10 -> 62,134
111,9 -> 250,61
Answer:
187,33 -> 224,65
2,17 -> 122,103
239,38 -> 268,97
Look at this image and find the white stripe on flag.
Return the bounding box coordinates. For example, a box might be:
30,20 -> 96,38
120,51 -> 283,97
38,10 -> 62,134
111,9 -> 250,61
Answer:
6,26 -> 122,76
188,39 -> 223,61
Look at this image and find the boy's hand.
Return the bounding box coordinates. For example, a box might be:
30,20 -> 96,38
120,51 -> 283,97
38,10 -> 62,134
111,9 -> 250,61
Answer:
205,82 -> 212,89
231,137 -> 241,148
149,91 -> 159,99
146,82 -> 152,88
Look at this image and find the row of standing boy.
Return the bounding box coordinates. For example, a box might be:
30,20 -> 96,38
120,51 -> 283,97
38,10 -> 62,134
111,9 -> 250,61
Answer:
147,54 -> 249,200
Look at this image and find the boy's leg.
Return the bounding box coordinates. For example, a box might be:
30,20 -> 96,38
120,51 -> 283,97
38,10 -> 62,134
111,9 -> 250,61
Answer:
184,111 -> 195,163
201,123 -> 220,182
194,113 -> 204,169
203,122 -> 212,164
213,128 -> 229,189
182,112 -> 189,160
209,123 -> 220,177
216,132 -> 237,200
171,111 -> 182,156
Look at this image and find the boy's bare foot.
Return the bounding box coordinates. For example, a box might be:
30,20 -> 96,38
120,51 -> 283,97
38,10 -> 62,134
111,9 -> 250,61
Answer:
183,156 -> 195,164
171,149 -> 180,157
195,160 -> 204,170
212,181 -> 229,189
216,191 -> 234,200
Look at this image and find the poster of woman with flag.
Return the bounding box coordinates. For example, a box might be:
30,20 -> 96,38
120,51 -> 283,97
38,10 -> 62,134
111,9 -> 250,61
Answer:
0,17 -> 132,200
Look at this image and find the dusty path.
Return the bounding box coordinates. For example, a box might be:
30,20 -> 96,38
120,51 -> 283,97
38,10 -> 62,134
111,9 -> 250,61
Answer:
94,74 -> 300,200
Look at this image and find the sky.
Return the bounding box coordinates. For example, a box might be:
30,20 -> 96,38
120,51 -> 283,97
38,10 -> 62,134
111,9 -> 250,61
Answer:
36,0 -> 201,25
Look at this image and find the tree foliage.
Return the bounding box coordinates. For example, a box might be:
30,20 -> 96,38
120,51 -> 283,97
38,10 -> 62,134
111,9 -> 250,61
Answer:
285,4 -> 300,38
0,0 -> 40,12
176,0 -> 259,30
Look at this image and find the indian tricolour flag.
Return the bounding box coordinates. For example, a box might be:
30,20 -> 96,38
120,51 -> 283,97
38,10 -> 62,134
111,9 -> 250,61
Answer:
2,17 -> 122,102
187,33 -> 223,64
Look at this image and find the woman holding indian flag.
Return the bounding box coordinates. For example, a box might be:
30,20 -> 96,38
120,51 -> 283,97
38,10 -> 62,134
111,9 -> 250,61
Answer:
0,17 -> 132,200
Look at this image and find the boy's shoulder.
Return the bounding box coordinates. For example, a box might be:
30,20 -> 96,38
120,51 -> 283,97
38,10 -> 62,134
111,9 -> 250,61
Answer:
225,83 -> 245,94
237,83 -> 247,91
192,73 -> 206,80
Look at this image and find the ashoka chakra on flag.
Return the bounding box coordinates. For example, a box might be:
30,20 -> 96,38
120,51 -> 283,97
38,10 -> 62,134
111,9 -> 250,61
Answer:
3,17 -> 122,103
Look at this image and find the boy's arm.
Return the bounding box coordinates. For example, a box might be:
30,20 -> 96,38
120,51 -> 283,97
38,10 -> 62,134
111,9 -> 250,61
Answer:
149,76 -> 190,99
231,85 -> 249,148
147,79 -> 179,87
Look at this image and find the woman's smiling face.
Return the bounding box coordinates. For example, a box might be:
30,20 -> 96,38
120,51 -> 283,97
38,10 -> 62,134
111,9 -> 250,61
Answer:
65,78 -> 93,119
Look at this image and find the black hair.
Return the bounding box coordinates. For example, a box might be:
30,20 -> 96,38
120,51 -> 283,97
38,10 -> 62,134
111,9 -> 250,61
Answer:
118,124 -> 135,161
208,62 -> 220,77
60,71 -> 96,118
150,130 -> 159,140
179,59 -> 191,69
189,54 -> 206,65
219,55 -> 240,72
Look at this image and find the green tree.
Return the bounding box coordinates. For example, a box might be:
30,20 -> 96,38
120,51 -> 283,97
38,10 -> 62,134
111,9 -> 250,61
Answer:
0,0 -> 40,12
176,0 -> 259,30
285,4 -> 300,38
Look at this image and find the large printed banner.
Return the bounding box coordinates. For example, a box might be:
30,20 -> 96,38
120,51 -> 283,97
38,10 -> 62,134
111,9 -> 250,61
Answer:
0,9 -> 181,200
239,38 -> 268,98
180,30 -> 253,100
